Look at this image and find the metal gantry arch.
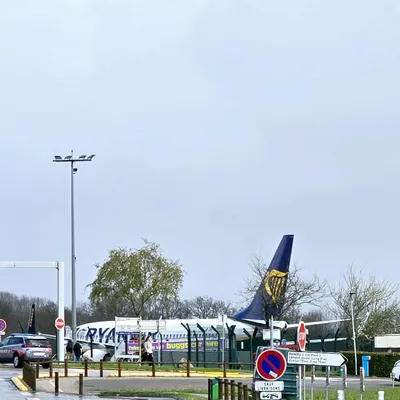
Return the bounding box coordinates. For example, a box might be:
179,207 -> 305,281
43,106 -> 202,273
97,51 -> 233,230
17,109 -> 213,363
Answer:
0,261 -> 65,362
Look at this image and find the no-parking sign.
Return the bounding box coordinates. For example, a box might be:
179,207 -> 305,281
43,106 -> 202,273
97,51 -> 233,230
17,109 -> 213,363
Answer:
255,349 -> 287,381
0,319 -> 7,333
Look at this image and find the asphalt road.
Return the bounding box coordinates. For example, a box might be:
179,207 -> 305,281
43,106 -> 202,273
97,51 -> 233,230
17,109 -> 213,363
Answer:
0,366 -> 112,399
1,365 -> 400,398
36,371 -> 400,396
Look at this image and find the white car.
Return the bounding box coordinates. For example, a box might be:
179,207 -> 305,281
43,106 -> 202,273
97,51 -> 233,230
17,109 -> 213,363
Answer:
81,343 -> 112,362
391,360 -> 400,380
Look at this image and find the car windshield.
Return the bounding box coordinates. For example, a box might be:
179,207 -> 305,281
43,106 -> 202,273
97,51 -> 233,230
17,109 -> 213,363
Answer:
25,339 -> 50,347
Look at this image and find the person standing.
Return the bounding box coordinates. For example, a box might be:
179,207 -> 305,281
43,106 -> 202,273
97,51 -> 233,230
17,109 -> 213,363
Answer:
143,335 -> 153,364
66,339 -> 73,360
73,341 -> 82,362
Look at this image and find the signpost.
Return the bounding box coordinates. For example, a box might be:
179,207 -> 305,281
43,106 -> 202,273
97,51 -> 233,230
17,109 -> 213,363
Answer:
296,320 -> 307,400
287,351 -> 347,367
254,349 -> 286,399
55,317 -> 65,331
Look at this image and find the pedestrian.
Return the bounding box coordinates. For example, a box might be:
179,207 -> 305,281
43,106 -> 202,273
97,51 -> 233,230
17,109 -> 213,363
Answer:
73,341 -> 82,362
66,339 -> 73,360
143,335 -> 153,364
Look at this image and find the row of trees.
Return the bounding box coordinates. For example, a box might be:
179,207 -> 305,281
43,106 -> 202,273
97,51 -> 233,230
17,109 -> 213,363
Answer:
0,292 -> 238,337
1,239 -> 399,346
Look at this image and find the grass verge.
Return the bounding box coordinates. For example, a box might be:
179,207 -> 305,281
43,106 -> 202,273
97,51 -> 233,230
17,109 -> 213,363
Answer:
98,387 -> 400,400
313,388 -> 400,399
98,388 -> 207,399
53,362 -> 251,374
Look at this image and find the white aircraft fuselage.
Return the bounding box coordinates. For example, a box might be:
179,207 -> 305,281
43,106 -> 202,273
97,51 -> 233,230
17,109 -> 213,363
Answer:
76,317 -> 262,346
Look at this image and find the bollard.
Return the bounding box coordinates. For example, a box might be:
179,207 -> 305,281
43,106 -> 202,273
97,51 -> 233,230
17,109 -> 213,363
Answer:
243,384 -> 249,400
64,360 -> 68,377
337,389 -> 344,400
360,366 -> 365,400
49,361 -> 53,378
378,391 -> 384,400
79,373 -> 83,395
218,378 -> 223,400
186,360 -> 190,377
237,382 -> 243,400
152,360 -> 156,377
55,371 -> 59,394
84,359 -> 88,377
224,379 -> 229,400
36,363 -> 40,379
100,360 -> 104,377
230,380 -> 235,400
118,360 -> 121,378
223,362 -> 227,378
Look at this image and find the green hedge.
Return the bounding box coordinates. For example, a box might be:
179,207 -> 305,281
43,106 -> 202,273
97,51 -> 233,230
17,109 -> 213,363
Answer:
342,351 -> 400,377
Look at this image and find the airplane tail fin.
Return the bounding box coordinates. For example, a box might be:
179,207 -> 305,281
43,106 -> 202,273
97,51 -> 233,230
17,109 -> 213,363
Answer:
233,234 -> 294,322
27,304 -> 37,334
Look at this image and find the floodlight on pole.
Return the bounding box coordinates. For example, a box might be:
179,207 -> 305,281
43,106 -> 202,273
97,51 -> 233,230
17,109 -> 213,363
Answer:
53,150 -> 95,343
350,291 -> 357,375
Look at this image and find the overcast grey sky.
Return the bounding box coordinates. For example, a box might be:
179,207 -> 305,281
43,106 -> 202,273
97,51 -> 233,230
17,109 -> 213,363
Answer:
0,1 -> 399,310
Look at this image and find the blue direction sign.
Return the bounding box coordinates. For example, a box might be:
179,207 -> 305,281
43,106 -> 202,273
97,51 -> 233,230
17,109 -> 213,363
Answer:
256,349 -> 287,381
0,319 -> 7,333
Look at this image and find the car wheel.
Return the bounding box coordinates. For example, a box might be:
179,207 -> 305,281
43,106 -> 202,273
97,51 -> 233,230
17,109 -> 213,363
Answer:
42,363 -> 50,369
103,354 -> 111,362
13,354 -> 22,368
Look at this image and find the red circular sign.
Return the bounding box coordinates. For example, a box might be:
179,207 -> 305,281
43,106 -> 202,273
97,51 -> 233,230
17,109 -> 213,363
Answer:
297,321 -> 307,352
0,319 -> 7,333
255,349 -> 287,381
55,317 -> 65,330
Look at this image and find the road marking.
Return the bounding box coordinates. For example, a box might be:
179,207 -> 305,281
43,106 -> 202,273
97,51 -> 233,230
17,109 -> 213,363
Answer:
48,379 -> 63,393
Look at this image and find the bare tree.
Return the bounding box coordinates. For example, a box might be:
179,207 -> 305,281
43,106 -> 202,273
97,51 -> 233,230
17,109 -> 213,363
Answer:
239,254 -> 327,320
187,296 -> 238,318
328,265 -> 400,340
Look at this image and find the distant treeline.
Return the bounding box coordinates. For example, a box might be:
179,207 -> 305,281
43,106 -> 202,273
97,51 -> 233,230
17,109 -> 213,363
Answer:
0,291 -> 238,335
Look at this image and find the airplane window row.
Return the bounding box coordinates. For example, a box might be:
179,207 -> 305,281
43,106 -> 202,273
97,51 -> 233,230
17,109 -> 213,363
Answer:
161,333 -> 218,340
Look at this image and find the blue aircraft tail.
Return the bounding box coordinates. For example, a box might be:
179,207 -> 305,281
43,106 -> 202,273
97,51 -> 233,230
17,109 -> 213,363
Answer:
233,234 -> 294,321
27,304 -> 37,334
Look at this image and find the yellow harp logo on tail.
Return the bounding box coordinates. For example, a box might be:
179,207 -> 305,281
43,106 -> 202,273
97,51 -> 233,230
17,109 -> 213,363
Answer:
264,269 -> 288,305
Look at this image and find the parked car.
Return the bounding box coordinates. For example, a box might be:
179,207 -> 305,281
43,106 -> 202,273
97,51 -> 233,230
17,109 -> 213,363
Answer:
0,333 -> 52,368
391,360 -> 400,380
81,343 -> 112,362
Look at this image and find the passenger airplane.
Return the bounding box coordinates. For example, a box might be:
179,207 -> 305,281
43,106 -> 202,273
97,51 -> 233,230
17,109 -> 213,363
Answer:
73,234 -> 347,354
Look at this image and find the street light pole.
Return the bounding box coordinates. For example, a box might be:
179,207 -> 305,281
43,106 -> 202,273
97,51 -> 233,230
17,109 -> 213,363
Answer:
350,291 -> 357,376
53,151 -> 95,343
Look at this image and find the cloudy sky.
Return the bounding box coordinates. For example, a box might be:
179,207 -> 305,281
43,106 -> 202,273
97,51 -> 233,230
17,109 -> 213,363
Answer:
0,1 -> 399,312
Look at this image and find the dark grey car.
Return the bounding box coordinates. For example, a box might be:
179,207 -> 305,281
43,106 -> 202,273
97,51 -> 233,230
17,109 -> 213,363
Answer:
0,333 -> 52,368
